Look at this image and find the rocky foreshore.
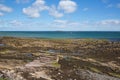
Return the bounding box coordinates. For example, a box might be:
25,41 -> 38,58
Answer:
0,57 -> 120,80
0,60 -> 120,80
0,37 -> 120,80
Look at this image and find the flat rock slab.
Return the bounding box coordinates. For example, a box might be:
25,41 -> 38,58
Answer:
25,60 -> 45,67
25,56 -> 54,67
31,71 -> 52,80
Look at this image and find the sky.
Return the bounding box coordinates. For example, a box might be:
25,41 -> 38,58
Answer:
0,0 -> 120,31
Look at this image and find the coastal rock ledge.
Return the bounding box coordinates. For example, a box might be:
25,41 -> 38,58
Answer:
0,68 -> 120,80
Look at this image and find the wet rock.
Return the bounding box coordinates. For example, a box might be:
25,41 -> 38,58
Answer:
48,49 -> 60,54
25,53 -> 33,58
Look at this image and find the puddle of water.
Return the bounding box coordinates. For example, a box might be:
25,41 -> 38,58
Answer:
0,44 -> 5,46
25,53 -> 33,57
48,50 -> 55,53
48,49 -> 60,53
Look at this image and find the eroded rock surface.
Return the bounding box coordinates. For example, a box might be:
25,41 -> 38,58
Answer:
0,37 -> 120,80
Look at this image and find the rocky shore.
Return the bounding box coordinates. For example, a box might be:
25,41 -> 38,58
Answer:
0,37 -> 120,80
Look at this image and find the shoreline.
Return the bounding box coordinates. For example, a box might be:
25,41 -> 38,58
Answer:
0,31 -> 120,39
0,36 -> 120,42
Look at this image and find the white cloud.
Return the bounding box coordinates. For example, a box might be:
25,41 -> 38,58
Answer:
16,0 -> 30,4
0,4 -> 12,12
106,3 -> 120,9
53,19 -> 80,28
10,20 -> 23,26
106,4 -> 113,8
23,7 -> 40,18
0,4 -> 12,16
102,0 -> 108,3
23,0 -> 48,18
0,20 -> 5,25
1,19 -> 120,31
0,12 -> 4,16
23,0 -> 77,18
83,8 -> 89,11
117,3 -> 120,8
54,20 -> 68,24
49,0 -> 78,18
53,19 -> 120,28
98,19 -> 120,25
59,0 -> 77,13
49,5 -> 63,18
0,0 -> 5,3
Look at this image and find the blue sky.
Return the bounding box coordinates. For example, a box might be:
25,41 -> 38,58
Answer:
0,0 -> 120,31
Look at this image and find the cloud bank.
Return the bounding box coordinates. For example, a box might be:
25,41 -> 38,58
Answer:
23,0 -> 77,18
0,4 -> 12,16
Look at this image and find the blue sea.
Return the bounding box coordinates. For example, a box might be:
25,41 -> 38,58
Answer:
0,31 -> 120,40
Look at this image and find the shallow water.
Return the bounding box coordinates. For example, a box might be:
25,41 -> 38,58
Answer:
0,31 -> 120,39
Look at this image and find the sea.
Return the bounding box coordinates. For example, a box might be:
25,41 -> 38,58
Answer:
0,31 -> 120,41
